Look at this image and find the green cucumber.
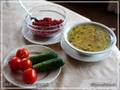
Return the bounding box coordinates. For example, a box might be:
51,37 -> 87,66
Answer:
29,51 -> 58,65
32,58 -> 64,72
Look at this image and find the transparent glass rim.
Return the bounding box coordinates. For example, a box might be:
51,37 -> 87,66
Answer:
27,24 -> 64,32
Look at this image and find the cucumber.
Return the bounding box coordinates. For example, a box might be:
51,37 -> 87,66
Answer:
32,58 -> 64,72
29,51 -> 58,65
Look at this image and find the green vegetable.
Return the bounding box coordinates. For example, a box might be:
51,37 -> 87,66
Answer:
32,58 -> 64,72
29,51 -> 58,65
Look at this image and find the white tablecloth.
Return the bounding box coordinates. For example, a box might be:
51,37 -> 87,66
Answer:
1,0 -> 120,89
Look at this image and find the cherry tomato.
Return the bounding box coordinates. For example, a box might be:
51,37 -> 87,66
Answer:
19,58 -> 32,71
16,48 -> 29,59
9,56 -> 21,72
22,68 -> 37,84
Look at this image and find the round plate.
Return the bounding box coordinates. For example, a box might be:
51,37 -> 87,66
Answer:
21,23 -> 62,45
61,37 -> 112,62
3,45 -> 61,88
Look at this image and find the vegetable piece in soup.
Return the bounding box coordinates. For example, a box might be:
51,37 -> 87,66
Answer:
68,24 -> 110,52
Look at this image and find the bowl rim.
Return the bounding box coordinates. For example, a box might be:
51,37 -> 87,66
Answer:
64,21 -> 117,55
24,5 -> 67,31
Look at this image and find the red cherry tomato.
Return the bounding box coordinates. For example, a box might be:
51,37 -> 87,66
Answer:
16,48 -> 29,59
19,58 -> 32,71
9,56 -> 21,72
22,68 -> 37,84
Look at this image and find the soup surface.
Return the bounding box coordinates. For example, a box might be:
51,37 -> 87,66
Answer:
68,24 -> 110,52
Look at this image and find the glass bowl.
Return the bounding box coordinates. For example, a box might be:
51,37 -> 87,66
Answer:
24,5 -> 66,38
64,22 -> 117,56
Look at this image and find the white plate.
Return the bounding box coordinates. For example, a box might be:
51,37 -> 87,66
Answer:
21,23 -> 62,45
3,45 -> 61,89
61,37 -> 112,62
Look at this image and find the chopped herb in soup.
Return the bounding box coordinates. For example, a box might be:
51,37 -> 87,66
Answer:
68,24 -> 110,52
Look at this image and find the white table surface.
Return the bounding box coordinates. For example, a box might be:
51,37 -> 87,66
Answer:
1,0 -> 120,89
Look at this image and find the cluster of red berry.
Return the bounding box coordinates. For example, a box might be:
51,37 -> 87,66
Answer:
30,17 -> 64,38
32,17 -> 63,27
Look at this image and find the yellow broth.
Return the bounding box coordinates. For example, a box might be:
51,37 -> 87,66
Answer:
68,24 -> 110,52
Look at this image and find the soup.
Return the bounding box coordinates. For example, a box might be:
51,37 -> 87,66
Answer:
68,24 -> 110,52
